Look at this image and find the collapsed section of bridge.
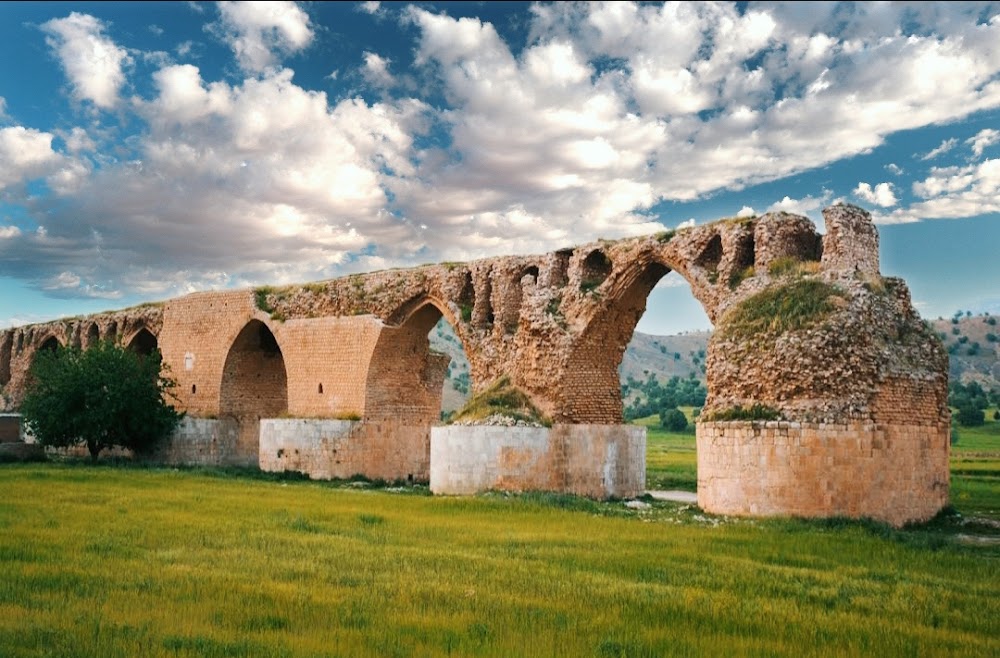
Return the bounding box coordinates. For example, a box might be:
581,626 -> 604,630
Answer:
0,204 -> 949,526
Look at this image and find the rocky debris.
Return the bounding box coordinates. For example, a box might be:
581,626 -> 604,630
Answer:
452,413 -> 545,428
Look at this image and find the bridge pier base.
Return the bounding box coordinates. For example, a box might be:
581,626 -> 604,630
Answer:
696,420 -> 950,527
430,424 -> 646,499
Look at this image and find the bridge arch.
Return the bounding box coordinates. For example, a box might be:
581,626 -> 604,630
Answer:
365,296 -> 469,423
125,327 -> 158,356
86,322 -> 100,348
219,319 -> 288,465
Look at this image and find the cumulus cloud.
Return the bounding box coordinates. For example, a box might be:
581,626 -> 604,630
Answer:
214,1 -> 313,74
853,182 -> 898,207
41,13 -> 131,109
0,126 -> 86,193
362,52 -> 395,89
885,163 -> 904,176
736,206 -> 756,218
767,191 -> 833,216
359,2 -> 381,15
921,138 -> 958,161
6,2 -> 1000,301
967,128 -> 1000,158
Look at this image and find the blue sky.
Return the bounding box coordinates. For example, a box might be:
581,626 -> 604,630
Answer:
0,1 -> 998,336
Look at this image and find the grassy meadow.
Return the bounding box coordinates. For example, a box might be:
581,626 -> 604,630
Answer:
0,411 -> 997,657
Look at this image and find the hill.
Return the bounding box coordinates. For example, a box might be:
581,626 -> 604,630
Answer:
929,311 -> 1000,390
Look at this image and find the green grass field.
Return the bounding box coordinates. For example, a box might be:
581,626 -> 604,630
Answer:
0,411 -> 998,657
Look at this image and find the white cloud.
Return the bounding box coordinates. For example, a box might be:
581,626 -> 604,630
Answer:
921,138 -> 958,161
359,2 -> 381,15
885,163 -> 903,176
853,182 -> 898,207
767,191 -> 833,216
0,226 -> 21,239
675,219 -> 696,229
215,1 -> 313,74
41,13 -> 131,109
736,206 -> 756,218
362,52 -> 395,89
0,126 -> 65,190
966,128 -> 1000,158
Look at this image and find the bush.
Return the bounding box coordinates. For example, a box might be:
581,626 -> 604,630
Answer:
955,404 -> 984,427
659,408 -> 688,432
21,341 -> 182,459
719,279 -> 845,339
995,410 -> 1000,421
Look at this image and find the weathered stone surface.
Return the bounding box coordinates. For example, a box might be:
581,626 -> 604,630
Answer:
430,425 -> 646,499
0,203 -> 949,522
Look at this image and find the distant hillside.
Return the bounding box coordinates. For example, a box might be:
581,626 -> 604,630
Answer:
929,312 -> 1000,389
429,312 -> 999,413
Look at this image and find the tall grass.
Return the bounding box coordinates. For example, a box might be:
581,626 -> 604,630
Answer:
1,460 -> 997,657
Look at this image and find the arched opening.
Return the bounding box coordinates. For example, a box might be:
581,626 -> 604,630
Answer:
105,322 -> 118,344
86,323 -> 100,348
562,259 -> 713,493
39,336 -> 60,353
695,234 -> 723,281
366,299 -> 471,425
580,249 -> 612,292
126,328 -> 158,356
219,320 -> 288,466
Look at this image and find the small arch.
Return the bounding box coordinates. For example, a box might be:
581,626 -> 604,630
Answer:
191,384 -> 197,395
318,383 -> 324,394
86,323 -> 100,348
522,265 -> 540,285
695,234 -> 723,278
15,331 -> 24,355
581,249 -> 612,291
126,328 -> 158,356
105,321 -> 118,343
39,335 -> 61,353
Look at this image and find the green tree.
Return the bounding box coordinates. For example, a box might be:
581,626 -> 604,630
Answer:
21,341 -> 182,460
660,407 -> 688,432
955,403 -> 984,427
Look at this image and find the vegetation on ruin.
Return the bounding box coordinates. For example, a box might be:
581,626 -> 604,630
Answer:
719,278 -> 846,340
701,404 -> 783,422
20,341 -> 182,460
728,264 -> 755,289
766,256 -> 822,278
448,376 -> 551,426
654,229 -> 675,243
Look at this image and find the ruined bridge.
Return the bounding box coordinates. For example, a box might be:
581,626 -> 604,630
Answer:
0,205 -> 949,526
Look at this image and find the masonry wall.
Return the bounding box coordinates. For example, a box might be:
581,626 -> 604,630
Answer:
430,424 -> 646,499
152,417 -> 241,467
696,420 -> 949,527
259,418 -> 431,482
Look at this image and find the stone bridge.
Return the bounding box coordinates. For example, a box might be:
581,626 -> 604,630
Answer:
0,204 -> 949,526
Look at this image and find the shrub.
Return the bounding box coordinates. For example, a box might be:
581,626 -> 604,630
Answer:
705,404 -> 781,422
955,404 -> 984,427
21,341 -> 182,460
659,407 -> 688,432
995,410 -> 1000,421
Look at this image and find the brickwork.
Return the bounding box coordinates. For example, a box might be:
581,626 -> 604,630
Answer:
697,420 -> 949,527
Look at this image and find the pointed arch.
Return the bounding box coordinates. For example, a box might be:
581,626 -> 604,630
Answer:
365,298 -> 468,423
219,320 -> 288,465
126,328 -> 158,356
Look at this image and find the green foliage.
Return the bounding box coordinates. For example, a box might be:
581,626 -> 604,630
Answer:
449,376 -> 550,426
705,404 -> 782,422
459,303 -> 473,323
253,286 -> 275,314
728,265 -> 755,289
720,279 -> 846,339
987,316 -> 997,326
955,404 -> 984,427
623,374 -> 706,422
655,230 -> 675,243
21,341 -> 182,459
659,407 -> 688,432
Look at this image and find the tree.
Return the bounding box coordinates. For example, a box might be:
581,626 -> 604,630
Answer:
660,407 -> 688,432
21,341 -> 182,460
955,403 -> 984,427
